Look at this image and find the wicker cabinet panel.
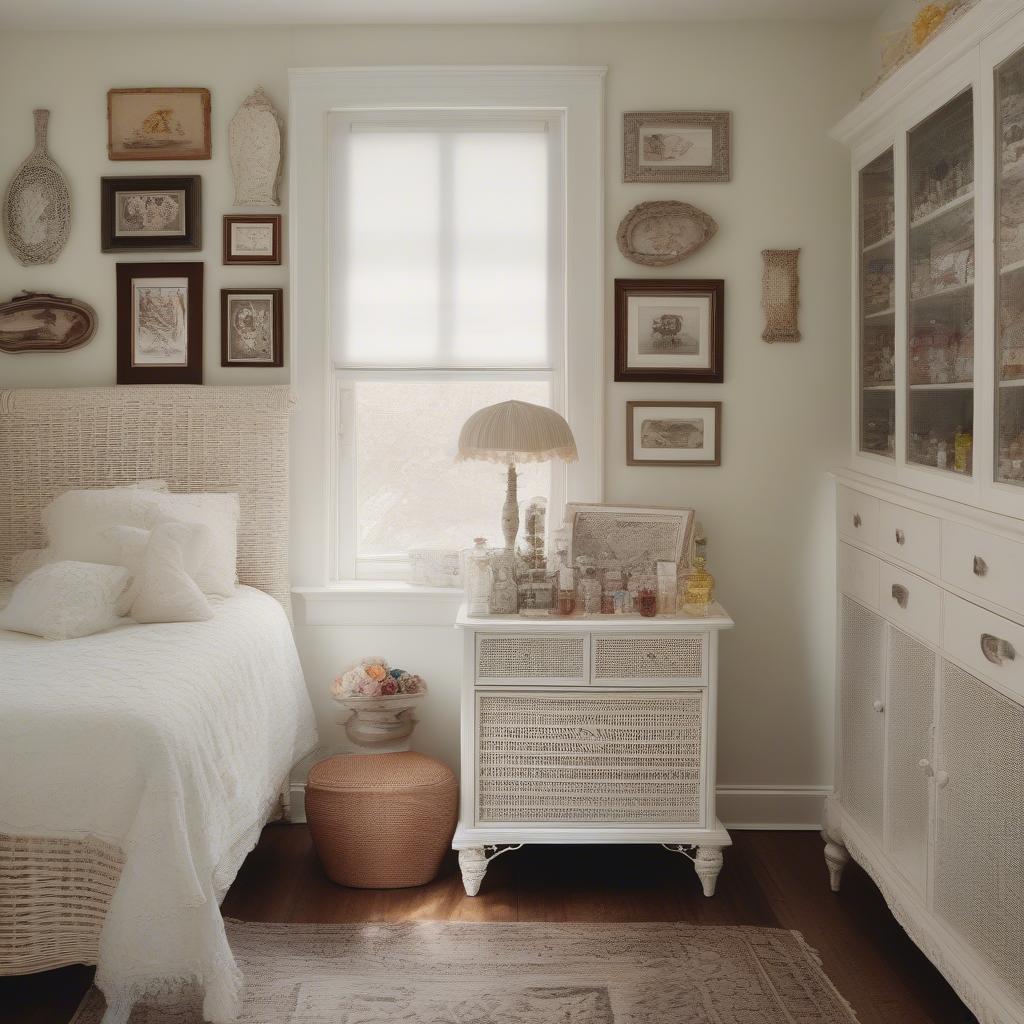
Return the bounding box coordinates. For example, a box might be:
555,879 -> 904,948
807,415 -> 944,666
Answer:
475,633 -> 587,685
839,595 -> 885,842
590,633 -> 705,686
475,690 -> 705,826
934,662 -> 1024,1002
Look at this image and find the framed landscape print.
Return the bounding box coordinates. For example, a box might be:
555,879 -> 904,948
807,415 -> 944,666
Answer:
623,111 -> 731,183
614,279 -> 724,383
627,401 -> 722,467
107,88 -> 211,161
101,176 -> 201,253
116,262 -> 203,384
223,214 -> 281,265
221,288 -> 283,367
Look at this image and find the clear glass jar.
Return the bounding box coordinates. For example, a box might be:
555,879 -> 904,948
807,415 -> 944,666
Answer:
466,537 -> 492,617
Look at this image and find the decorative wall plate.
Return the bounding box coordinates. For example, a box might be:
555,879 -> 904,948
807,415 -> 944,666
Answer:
228,87 -> 283,207
616,201 -> 717,267
2,110 -> 71,266
0,291 -> 97,353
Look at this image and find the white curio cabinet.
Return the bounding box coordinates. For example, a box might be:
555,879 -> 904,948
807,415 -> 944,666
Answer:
831,5 -> 1024,1024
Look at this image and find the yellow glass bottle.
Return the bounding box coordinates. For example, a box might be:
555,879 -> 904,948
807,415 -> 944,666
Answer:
683,540 -> 715,616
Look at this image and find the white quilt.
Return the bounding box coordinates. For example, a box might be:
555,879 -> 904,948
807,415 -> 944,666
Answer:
0,586 -> 318,1024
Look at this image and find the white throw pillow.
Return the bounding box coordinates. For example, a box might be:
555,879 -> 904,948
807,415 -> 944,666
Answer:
148,492 -> 240,597
127,522 -> 214,624
0,561 -> 130,640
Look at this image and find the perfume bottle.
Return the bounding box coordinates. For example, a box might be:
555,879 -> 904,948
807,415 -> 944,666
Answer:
656,561 -> 677,616
579,565 -> 601,615
489,550 -> 518,615
466,538 -> 492,617
683,539 -> 715,617
954,425 -> 973,474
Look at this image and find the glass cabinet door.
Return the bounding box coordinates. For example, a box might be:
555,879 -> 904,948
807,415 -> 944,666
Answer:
996,47 -> 1024,486
860,149 -> 896,457
907,89 -> 975,476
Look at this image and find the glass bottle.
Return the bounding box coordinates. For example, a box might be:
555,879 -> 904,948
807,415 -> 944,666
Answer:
467,538 -> 492,617
683,539 -> 715,617
656,561 -> 677,615
580,566 -> 601,614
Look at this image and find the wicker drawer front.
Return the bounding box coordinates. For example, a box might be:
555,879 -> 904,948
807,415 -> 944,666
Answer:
590,633 -> 705,685
475,633 -> 587,685
475,690 -> 706,826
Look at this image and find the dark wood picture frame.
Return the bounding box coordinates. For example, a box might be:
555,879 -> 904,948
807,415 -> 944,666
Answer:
116,262 -> 203,384
222,214 -> 282,265
627,401 -> 722,467
107,88 -> 212,161
101,176 -> 201,253
614,278 -> 725,383
220,288 -> 283,368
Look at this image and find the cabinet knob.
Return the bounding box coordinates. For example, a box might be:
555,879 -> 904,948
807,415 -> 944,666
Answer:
891,583 -> 909,609
934,770 -> 950,790
981,633 -> 1016,666
853,513 -> 862,528
872,700 -> 885,713
918,758 -> 934,777
895,528 -> 906,546
973,555 -> 988,578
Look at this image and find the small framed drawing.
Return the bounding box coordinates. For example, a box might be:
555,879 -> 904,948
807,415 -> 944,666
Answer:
116,262 -> 203,384
614,278 -> 724,383
627,401 -> 722,467
221,288 -> 283,367
223,215 -> 281,265
101,176 -> 201,253
623,111 -> 731,183
108,88 -> 211,161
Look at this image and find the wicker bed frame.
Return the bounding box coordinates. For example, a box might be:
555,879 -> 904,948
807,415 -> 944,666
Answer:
0,385 -> 295,976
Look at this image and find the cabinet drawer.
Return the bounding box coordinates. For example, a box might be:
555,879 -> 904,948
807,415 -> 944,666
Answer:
837,485 -> 879,547
475,632 -> 587,685
877,502 -> 941,576
943,594 -> 1024,701
942,521 -> 1024,617
839,541 -> 879,608
878,562 -> 942,645
590,633 -> 706,686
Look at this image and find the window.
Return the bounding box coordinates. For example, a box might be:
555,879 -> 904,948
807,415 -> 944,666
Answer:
330,110 -> 565,579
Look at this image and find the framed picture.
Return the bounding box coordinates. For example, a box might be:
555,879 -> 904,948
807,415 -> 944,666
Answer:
222,215 -> 281,265
614,279 -> 724,383
627,402 -> 722,467
107,88 -> 211,161
565,502 -> 696,572
221,288 -> 283,367
101,176 -> 201,253
623,111 -> 731,183
116,262 -> 203,384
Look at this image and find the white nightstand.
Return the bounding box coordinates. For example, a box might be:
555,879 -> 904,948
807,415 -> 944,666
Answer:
453,603 -> 734,896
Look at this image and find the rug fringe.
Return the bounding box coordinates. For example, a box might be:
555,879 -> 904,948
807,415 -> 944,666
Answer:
790,929 -> 862,1023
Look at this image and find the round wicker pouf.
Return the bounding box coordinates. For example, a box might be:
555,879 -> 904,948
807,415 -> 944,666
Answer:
305,751 -> 458,889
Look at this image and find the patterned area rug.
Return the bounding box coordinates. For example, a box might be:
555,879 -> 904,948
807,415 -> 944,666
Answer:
72,919 -> 859,1023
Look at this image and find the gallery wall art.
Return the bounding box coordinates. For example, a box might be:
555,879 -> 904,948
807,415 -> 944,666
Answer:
0,291 -> 97,353
221,288 -> 283,367
101,176 -> 201,253
223,214 -> 281,265
623,111 -> 731,183
626,401 -> 722,467
616,200 -> 718,267
761,248 -> 801,343
107,88 -> 211,161
228,87 -> 283,206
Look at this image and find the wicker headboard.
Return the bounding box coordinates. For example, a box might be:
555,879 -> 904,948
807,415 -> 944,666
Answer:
0,386 -> 293,610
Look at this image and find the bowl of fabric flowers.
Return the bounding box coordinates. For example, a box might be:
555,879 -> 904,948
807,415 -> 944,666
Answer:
330,657 -> 428,747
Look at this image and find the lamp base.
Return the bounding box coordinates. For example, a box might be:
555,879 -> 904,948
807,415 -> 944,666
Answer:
501,463 -> 519,551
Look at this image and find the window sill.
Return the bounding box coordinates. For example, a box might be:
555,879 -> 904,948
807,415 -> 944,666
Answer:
292,582 -> 465,627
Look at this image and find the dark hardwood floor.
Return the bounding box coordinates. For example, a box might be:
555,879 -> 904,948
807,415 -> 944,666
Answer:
1,826 -> 975,1024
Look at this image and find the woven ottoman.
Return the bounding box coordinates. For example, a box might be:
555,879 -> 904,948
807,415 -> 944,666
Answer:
305,751 -> 458,888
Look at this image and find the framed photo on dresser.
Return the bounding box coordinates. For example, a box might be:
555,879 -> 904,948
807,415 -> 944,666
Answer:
222,214 -> 281,265
116,262 -> 203,384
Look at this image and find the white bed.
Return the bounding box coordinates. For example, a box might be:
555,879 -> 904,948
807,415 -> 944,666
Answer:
0,386 -> 318,1024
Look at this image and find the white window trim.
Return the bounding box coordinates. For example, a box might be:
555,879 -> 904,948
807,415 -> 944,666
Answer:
288,65 -> 605,593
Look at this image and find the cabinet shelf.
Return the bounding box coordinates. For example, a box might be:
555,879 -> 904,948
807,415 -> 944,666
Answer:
1000,256 -> 1024,277
864,384 -> 896,391
999,378 -> 1024,388
909,382 -> 973,391
863,233 -> 895,254
910,280 -> 973,304
864,307 -> 896,321
909,190 -> 974,230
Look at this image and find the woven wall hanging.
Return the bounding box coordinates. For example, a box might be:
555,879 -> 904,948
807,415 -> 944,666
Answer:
760,248 -> 801,343
2,110 -> 71,266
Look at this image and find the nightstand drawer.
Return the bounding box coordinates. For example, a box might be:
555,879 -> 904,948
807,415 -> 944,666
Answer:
590,633 -> 706,686
475,632 -> 588,685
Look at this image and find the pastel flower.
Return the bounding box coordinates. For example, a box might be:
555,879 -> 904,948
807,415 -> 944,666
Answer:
365,663 -> 387,682
380,678 -> 398,696
389,668 -> 405,679
359,676 -> 383,696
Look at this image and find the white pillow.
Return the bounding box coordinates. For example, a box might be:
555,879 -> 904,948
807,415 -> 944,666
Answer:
148,492 -> 240,597
0,561 -> 130,640
127,522 -> 214,624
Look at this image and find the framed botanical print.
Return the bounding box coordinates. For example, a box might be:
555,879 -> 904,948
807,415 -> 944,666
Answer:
101,176 -> 201,253
623,111 -> 731,183
221,288 -> 283,367
116,262 -> 203,384
627,401 -> 722,467
614,279 -> 724,383
107,88 -> 211,161
222,215 -> 281,265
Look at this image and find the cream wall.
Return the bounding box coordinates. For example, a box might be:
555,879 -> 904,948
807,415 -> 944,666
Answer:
0,21 -> 867,824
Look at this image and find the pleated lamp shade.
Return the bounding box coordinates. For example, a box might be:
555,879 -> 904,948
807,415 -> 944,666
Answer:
457,400 -> 578,465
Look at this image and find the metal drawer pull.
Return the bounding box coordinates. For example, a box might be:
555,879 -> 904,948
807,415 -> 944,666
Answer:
973,555 -> 988,577
872,700 -> 885,713
918,758 -> 933,777
934,770 -> 950,789
895,528 -> 905,546
853,513 -> 862,528
981,633 -> 1016,666
891,583 -> 909,609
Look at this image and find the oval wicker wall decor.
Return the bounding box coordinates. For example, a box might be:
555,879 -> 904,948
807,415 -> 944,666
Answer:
2,110 -> 71,266
229,87 -> 283,207
0,292 -> 97,354
616,200 -> 717,267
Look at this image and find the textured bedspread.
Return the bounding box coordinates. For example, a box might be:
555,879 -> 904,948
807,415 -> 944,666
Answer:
0,586 -> 318,1024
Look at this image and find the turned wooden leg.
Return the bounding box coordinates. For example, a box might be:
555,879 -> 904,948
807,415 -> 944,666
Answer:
458,847 -> 488,896
694,846 -> 724,897
822,829 -> 849,892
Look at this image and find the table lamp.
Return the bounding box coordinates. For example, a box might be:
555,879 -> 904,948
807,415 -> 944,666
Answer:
457,399 -> 578,551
